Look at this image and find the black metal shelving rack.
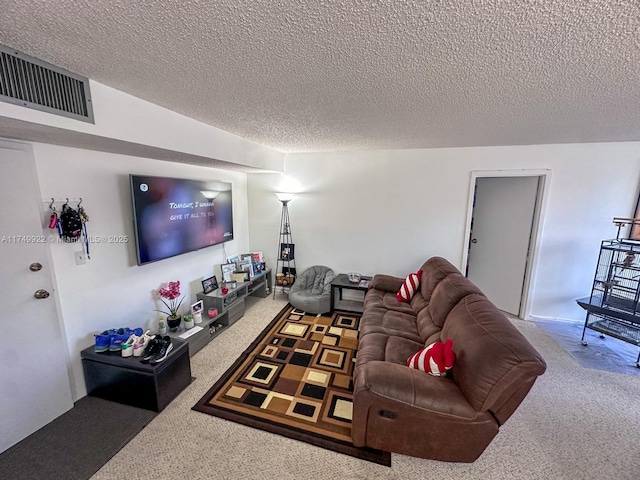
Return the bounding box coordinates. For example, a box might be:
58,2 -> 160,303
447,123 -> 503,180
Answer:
273,197 -> 296,298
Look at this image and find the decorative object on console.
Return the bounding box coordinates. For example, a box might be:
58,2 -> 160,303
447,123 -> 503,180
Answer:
183,314 -> 195,329
156,280 -> 185,331
202,275 -> 218,294
347,272 -> 361,284
191,300 -> 203,324
208,307 -> 218,318
221,280 -> 229,295
396,269 -> 422,303
274,193 -> 297,298
167,316 -> 181,332
407,339 -> 456,376
157,318 -> 167,335
231,272 -> 247,283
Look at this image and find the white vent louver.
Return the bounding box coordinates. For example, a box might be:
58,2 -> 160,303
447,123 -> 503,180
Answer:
0,45 -> 94,123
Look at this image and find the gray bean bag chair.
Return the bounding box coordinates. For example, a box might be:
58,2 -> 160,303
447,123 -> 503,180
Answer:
289,266 -> 336,314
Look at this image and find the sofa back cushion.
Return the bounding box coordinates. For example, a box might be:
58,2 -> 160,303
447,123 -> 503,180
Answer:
442,294 -> 546,421
417,273 -> 484,335
418,257 -> 462,303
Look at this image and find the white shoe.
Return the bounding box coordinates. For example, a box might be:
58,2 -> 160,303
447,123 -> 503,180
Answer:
133,330 -> 152,357
121,334 -> 138,357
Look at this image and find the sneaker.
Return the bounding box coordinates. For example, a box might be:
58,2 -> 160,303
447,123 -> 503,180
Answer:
121,334 -> 138,358
150,337 -> 174,364
133,331 -> 152,357
140,336 -> 163,363
109,327 -> 144,352
94,329 -> 116,353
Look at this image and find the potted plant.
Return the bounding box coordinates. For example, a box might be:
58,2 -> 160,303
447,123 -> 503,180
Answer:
183,314 -> 195,329
156,280 -> 185,332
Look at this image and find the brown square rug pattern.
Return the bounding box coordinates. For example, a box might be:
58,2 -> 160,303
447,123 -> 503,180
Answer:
192,304 -> 391,466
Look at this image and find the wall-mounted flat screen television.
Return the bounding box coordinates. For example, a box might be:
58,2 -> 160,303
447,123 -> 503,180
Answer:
130,174 -> 233,265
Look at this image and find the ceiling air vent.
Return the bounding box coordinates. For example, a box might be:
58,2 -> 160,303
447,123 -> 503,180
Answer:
0,45 -> 94,123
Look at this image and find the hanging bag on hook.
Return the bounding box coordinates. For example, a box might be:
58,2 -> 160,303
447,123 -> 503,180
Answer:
78,203 -> 90,259
60,203 -> 83,242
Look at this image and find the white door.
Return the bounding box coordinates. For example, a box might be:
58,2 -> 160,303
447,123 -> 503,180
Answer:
0,142 -> 73,454
467,176 -> 539,316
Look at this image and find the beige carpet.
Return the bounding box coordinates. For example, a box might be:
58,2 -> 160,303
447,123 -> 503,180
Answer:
91,296 -> 640,480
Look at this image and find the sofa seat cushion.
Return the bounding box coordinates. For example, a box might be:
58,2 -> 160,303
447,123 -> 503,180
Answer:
356,332 -> 424,368
354,360 -> 492,421
359,308 -> 423,342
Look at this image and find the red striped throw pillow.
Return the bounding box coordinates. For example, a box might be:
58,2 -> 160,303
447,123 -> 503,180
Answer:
406,339 -> 455,377
396,269 -> 422,303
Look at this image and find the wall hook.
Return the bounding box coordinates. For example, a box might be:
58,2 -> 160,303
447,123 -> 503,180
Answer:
49,198 -> 55,211
77,197 -> 82,208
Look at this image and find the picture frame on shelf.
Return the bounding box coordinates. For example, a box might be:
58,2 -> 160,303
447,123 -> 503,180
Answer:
191,300 -> 203,314
253,261 -> 264,276
221,263 -> 237,282
279,243 -> 295,260
241,261 -> 254,279
252,251 -> 263,263
202,275 -> 219,294
227,255 -> 239,264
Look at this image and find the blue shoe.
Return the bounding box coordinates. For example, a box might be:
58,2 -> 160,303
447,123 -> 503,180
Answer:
95,329 -> 117,353
109,327 -> 143,351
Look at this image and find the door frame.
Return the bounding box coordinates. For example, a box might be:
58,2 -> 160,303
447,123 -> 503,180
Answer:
0,138 -> 75,397
461,169 -> 552,319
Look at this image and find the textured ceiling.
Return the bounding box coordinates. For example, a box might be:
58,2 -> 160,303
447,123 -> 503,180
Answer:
1,0 -> 639,153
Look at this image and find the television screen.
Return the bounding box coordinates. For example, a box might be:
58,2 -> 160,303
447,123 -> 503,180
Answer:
130,174 -> 233,265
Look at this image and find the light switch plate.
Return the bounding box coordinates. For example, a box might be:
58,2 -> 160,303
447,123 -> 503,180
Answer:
74,251 -> 86,265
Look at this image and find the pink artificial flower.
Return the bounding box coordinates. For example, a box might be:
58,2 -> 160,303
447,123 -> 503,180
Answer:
156,280 -> 185,318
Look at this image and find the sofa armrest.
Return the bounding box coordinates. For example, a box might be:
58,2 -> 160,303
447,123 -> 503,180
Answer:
369,274 -> 403,293
352,361 -> 499,462
354,361 -> 479,418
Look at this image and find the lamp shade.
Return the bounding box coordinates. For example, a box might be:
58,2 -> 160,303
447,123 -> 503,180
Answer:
275,192 -> 295,202
200,190 -> 220,199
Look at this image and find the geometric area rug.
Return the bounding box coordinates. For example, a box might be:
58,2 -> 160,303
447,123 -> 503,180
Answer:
192,304 -> 391,466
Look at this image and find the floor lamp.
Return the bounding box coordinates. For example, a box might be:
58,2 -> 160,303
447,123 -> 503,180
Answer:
274,193 -> 296,298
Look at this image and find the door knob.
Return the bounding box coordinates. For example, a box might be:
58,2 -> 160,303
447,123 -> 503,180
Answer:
34,289 -> 50,299
471,239 -> 478,244
29,262 -> 43,272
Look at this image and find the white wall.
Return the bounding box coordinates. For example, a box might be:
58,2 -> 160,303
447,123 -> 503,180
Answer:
247,142 -> 640,322
0,80 -> 284,171
33,143 -> 251,399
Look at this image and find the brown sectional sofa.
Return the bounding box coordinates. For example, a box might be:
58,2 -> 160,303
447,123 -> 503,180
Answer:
352,257 -> 546,462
